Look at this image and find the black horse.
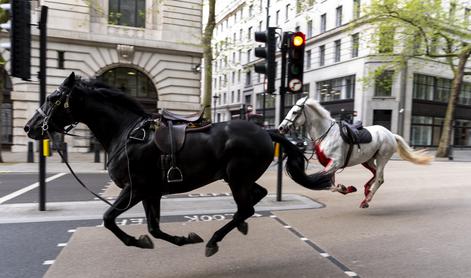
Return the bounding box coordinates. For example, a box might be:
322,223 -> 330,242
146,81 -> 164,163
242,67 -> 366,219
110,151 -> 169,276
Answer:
24,72 -> 330,256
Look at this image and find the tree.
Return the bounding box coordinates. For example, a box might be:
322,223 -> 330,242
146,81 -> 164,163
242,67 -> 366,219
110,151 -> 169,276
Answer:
359,0 -> 471,157
202,0 -> 216,120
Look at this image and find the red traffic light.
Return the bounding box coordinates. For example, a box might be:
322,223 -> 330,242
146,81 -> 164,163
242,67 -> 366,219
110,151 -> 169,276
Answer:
291,32 -> 305,47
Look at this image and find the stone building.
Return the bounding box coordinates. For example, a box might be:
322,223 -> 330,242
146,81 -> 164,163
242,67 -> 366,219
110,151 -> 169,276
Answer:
212,0 -> 471,147
1,0 -> 203,152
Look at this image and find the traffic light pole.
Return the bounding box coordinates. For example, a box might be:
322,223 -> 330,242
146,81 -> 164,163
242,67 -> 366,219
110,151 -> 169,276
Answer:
276,32 -> 289,202
38,6 -> 48,211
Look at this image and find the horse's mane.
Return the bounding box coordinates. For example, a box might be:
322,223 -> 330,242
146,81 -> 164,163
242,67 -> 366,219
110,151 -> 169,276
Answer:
305,97 -> 332,120
74,77 -> 148,117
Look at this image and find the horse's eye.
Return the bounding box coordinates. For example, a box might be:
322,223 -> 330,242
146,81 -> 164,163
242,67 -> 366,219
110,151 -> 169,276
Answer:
292,111 -> 298,115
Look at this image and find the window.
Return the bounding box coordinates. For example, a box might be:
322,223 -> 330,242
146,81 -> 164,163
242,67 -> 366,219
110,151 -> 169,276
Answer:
100,67 -> 157,111
245,70 -> 252,87
334,39 -> 341,62
320,13 -> 326,33
249,4 -> 253,17
276,10 -> 280,25
307,20 -> 313,38
336,6 -> 343,27
465,8 -> 470,25
258,21 -> 263,31
57,51 -> 65,69
247,49 -> 252,63
306,50 -> 311,69
374,70 -> 394,97
317,75 -> 355,102
319,45 -> 325,66
285,4 -> 290,21
378,26 -> 395,53
351,33 -> 359,58
353,0 -> 361,19
248,27 -> 252,41
109,0 -> 145,28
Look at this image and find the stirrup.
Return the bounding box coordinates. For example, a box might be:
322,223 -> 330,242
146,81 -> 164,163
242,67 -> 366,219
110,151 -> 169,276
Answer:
167,166 -> 183,183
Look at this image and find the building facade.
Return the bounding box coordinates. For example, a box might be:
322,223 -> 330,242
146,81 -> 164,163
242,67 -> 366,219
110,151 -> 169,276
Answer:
1,0 -> 203,152
212,0 -> 471,147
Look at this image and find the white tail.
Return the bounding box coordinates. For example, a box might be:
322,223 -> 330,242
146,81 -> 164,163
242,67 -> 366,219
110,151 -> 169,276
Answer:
394,135 -> 433,164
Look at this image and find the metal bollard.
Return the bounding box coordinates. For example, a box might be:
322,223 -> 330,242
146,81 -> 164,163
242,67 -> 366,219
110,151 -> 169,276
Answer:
61,142 -> 68,163
27,142 -> 34,163
94,142 -> 100,163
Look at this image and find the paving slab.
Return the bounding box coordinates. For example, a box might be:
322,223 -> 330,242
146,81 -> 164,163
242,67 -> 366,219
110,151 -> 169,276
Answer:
44,218 -> 348,278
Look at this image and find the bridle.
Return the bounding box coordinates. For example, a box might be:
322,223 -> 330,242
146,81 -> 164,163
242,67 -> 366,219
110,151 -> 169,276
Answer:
282,97 -> 336,144
37,86 -> 78,136
37,84 -> 137,211
283,97 -> 309,126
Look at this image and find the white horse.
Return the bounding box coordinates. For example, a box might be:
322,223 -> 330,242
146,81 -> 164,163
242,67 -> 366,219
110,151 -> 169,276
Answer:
279,96 -> 433,208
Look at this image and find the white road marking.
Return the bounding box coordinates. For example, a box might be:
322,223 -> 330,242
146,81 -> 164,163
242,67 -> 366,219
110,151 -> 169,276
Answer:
0,173 -> 66,205
43,260 -> 55,265
67,229 -> 76,233
300,237 -> 309,241
320,253 -> 330,257
345,271 -> 358,277
57,243 -> 67,247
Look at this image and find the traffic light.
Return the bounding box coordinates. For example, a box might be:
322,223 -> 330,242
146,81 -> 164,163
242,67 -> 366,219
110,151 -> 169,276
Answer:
0,0 -> 31,80
287,32 -> 305,93
254,27 -> 277,94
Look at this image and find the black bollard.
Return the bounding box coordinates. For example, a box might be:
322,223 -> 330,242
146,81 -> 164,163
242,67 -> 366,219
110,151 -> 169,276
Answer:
94,142 -> 100,163
61,142 -> 68,163
27,142 -> 34,163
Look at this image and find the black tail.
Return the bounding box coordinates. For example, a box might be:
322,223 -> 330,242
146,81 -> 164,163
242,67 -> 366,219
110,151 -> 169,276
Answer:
267,130 -> 333,190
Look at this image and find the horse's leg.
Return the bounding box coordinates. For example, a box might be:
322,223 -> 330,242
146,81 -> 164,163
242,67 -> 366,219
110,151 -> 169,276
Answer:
325,162 -> 355,194
103,186 -> 153,248
237,183 -> 268,235
205,181 -> 257,257
360,158 -> 377,208
142,198 -> 204,246
361,154 -> 391,208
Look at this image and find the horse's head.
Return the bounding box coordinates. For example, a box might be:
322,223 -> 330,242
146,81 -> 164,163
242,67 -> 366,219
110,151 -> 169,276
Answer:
24,72 -> 78,140
278,96 -> 308,134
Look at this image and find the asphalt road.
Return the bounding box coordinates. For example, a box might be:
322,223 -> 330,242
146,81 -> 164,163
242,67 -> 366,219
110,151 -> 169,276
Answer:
2,160 -> 471,278
0,173 -> 110,278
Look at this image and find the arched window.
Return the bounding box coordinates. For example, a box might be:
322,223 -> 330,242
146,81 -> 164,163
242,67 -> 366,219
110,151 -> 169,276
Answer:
99,67 -> 157,111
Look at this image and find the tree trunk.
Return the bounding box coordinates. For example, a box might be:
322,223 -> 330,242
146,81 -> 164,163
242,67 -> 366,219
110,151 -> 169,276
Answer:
202,0 -> 216,120
435,51 -> 470,157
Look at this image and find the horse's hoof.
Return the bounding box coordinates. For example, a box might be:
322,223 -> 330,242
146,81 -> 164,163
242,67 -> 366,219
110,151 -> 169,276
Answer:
188,232 -> 204,244
360,201 -> 369,209
205,244 -> 219,257
237,222 -> 248,235
137,235 -> 154,249
347,186 -> 357,193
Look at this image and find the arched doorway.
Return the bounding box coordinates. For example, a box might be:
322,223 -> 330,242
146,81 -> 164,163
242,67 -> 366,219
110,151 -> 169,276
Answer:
99,67 -> 158,112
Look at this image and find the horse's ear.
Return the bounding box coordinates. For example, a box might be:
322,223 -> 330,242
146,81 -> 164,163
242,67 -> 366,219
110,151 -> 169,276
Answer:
63,72 -> 76,88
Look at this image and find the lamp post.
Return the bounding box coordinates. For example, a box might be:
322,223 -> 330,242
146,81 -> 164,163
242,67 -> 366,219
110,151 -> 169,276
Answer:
212,95 -> 220,122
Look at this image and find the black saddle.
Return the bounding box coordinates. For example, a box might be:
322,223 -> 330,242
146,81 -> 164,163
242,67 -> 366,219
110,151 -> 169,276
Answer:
339,121 -> 372,145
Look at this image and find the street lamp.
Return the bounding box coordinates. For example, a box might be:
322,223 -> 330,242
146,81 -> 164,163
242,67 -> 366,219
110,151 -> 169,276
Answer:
212,95 -> 220,122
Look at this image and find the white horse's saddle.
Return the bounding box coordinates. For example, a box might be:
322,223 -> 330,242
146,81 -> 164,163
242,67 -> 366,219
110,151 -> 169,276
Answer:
339,121 -> 372,145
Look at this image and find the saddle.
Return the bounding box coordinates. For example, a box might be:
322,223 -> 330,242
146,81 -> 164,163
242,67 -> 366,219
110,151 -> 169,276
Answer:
339,121 -> 372,145
338,121 -> 372,168
153,108 -> 210,184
